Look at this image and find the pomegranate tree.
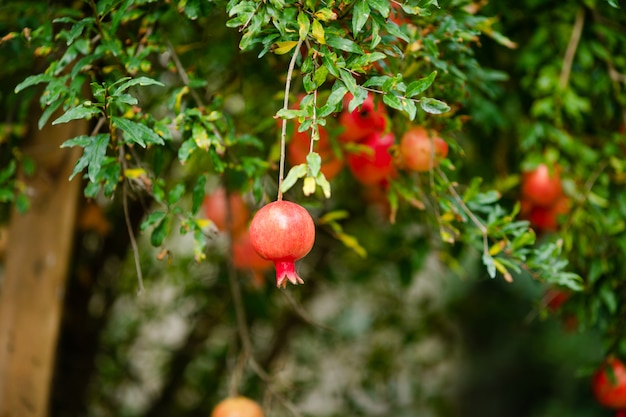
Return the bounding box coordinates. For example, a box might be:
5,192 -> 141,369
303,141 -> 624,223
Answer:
249,200 -> 315,288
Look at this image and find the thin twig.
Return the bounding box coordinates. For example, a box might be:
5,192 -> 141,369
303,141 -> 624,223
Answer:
123,172 -> 145,295
278,37 -> 304,201
436,167 -> 489,256
167,39 -> 205,107
559,7 -> 585,91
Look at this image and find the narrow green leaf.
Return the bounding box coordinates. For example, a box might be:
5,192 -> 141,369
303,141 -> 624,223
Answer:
14,74 -> 54,93
311,19 -> 325,44
313,65 -> 329,88
168,183 -> 186,206
151,216 -> 169,247
406,71 -> 437,97
340,69 -> 358,95
53,105 -> 102,125
352,0 -> 371,34
192,175 -> 207,215
382,94 -> 403,112
112,76 -> 164,96
368,0 -> 390,17
482,253 -> 496,278
316,172 -> 331,198
280,164 -> 308,194
306,152 -> 322,177
178,138 -> 197,164
326,35 -> 363,54
298,12 -> 310,40
63,134 -> 110,182
420,97 -> 450,114
113,117 -> 165,147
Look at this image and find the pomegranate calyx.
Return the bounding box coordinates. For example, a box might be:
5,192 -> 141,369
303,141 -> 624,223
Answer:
274,260 -> 304,288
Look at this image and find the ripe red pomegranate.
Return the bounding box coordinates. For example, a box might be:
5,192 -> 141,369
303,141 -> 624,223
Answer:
232,231 -> 273,287
338,92 -> 387,143
203,188 -> 250,237
211,396 -> 264,417
398,126 -> 448,172
521,164 -> 563,207
346,131 -> 396,185
249,200 -> 315,288
593,357 -> 626,410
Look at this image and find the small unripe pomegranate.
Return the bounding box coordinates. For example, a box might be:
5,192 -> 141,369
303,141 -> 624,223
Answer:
211,396 -> 264,417
249,200 -> 315,288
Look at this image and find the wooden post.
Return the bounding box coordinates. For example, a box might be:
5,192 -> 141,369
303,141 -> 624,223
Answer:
0,113 -> 87,417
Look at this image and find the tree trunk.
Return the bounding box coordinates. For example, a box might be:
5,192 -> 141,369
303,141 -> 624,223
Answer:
0,112 -> 87,417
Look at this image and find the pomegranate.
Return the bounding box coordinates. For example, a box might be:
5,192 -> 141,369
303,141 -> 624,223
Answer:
338,92 -> 388,143
203,188 -> 250,237
232,231 -> 273,287
521,164 -> 563,207
398,126 -> 448,172
346,131 -> 396,185
249,200 -> 315,288
593,357 -> 626,410
211,396 -> 264,417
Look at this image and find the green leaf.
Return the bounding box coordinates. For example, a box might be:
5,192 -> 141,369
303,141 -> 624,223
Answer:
306,152 -> 322,177
348,88 -> 368,112
368,0 -> 390,18
352,0 -> 371,35
482,253 -> 496,278
316,172 -> 331,198
141,210 -> 167,231
112,117 -> 165,147
14,74 -> 54,93
313,65 -> 329,88
53,105 -> 102,125
311,19 -> 325,44
340,69 -> 358,95
326,35 -> 363,54
298,12 -> 310,40
112,76 -> 164,96
383,20 -> 409,42
276,108 -> 304,120
62,134 -> 110,182
419,97 -> 450,114
280,163 -> 308,194
178,139 -> 197,164
192,175 -> 207,215
151,216 -> 169,247
406,71 -> 437,97
336,232 -> 366,257
193,123 -> 211,150
382,94 -> 403,112
168,183 -> 186,206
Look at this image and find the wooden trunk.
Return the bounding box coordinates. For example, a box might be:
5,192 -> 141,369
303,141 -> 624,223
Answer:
0,114 -> 87,417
